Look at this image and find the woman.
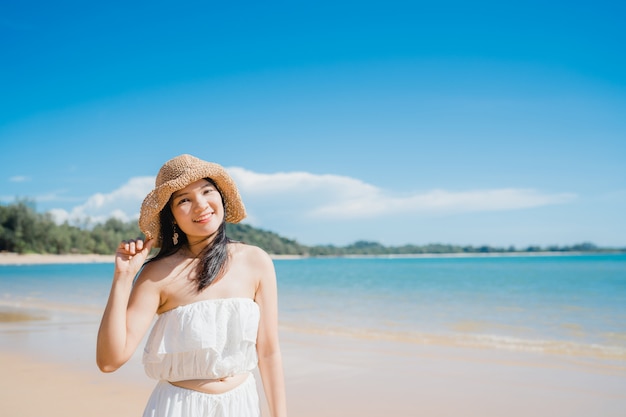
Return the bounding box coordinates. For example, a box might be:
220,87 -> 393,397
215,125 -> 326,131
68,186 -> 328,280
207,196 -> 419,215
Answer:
96,154 -> 287,417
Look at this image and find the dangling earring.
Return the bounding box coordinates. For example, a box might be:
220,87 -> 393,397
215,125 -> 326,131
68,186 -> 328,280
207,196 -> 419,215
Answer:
172,224 -> 179,245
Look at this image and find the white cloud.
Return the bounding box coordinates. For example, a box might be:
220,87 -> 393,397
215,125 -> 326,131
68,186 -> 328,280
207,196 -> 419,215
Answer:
51,168 -> 576,231
9,175 -> 30,182
50,176 -> 154,226
311,188 -> 577,219
228,167 -> 576,220
228,167 -> 376,198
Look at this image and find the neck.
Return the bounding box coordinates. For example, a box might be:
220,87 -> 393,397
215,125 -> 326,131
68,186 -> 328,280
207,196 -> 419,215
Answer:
185,233 -> 218,257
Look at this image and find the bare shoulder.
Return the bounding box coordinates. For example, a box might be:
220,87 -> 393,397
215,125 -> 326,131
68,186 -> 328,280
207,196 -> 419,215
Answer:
229,242 -> 274,270
229,243 -> 277,303
134,255 -> 181,287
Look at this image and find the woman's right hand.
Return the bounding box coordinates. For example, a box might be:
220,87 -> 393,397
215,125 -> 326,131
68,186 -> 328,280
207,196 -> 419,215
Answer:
98,237 -> 157,372
115,238 -> 154,275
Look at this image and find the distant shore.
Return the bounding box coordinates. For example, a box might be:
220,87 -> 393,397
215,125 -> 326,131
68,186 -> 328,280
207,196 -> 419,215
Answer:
0,253 -> 115,265
0,252 -> 309,265
1,250 -> 619,265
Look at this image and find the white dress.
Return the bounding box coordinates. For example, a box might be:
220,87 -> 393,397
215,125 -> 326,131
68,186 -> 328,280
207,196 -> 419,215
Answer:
141,298 -> 261,417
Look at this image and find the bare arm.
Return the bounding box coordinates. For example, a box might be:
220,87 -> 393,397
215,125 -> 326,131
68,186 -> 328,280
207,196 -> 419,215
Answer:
254,248 -> 288,417
96,238 -> 159,372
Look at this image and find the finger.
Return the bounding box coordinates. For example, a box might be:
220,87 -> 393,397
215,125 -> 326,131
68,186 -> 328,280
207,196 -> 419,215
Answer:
119,241 -> 130,252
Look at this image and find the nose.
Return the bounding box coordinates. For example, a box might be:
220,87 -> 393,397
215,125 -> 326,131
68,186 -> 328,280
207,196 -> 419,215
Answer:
194,195 -> 210,212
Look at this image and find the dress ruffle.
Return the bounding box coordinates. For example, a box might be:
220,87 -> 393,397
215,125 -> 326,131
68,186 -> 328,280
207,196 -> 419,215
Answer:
143,298 -> 260,381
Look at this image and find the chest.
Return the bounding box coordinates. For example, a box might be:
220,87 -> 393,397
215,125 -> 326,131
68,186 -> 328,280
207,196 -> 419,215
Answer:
157,259 -> 258,313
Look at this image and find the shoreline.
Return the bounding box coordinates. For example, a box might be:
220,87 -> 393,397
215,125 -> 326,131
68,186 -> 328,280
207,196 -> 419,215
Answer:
0,253 -> 115,265
2,326 -> 625,417
0,250 -> 618,265
2,299 -> 624,362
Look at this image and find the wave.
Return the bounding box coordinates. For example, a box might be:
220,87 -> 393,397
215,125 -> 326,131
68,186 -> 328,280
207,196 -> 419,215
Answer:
279,321 -> 626,362
3,295 -> 625,362
0,298 -> 103,316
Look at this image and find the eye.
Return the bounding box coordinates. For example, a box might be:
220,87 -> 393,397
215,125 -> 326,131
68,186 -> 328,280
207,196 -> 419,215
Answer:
175,197 -> 190,206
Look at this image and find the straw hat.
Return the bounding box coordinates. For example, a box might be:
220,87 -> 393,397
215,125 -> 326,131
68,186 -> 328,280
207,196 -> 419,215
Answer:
139,154 -> 246,246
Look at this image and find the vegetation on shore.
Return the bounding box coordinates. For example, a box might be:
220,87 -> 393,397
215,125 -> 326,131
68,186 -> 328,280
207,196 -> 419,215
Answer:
1,200 -> 623,256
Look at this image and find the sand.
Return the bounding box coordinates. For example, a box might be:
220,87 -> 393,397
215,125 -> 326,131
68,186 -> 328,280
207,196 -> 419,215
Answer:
1,322 -> 625,417
0,253 -> 115,265
0,352 -> 152,416
0,253 -> 304,265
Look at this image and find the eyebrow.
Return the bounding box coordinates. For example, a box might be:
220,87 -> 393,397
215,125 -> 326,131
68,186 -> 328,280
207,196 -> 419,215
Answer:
172,183 -> 214,199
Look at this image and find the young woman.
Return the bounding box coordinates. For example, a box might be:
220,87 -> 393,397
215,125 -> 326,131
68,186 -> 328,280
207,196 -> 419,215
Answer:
97,154 -> 287,417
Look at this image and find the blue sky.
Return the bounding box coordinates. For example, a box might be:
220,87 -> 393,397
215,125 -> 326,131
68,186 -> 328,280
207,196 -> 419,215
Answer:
1,0 -> 625,248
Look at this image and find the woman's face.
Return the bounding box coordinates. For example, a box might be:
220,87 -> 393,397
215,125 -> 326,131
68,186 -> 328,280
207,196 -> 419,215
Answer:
170,178 -> 224,242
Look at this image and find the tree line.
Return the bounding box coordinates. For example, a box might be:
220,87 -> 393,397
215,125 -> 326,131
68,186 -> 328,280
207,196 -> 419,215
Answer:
0,200 -> 306,255
0,200 -> 621,256
0,200 -> 142,254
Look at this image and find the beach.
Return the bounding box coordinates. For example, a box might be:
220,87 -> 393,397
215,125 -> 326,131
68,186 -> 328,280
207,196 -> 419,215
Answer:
1,254 -> 625,416
2,321 -> 625,417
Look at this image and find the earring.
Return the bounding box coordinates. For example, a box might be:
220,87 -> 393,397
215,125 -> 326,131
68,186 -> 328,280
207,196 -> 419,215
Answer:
172,224 -> 179,245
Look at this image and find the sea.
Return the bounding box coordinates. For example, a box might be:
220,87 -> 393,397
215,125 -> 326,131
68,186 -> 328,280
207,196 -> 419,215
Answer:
1,253 -> 625,362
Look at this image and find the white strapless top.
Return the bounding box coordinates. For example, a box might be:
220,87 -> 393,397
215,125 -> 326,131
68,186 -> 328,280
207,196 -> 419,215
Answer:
142,298 -> 260,382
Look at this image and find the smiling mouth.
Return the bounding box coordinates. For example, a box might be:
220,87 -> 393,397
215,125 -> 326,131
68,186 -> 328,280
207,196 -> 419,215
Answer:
193,213 -> 214,223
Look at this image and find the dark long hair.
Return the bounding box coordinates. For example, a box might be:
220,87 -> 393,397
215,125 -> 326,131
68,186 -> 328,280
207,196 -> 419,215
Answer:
146,179 -> 232,292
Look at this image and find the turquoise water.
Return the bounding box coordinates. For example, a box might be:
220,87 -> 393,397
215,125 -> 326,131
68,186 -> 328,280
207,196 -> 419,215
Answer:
1,253 -> 625,360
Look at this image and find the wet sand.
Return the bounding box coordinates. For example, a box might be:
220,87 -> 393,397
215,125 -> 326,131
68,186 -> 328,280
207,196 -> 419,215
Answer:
1,310 -> 625,417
